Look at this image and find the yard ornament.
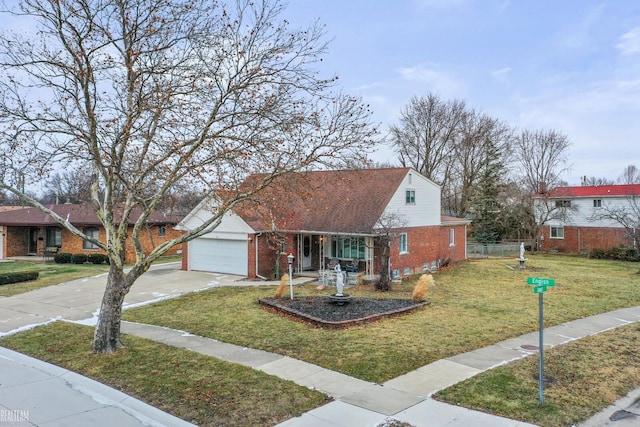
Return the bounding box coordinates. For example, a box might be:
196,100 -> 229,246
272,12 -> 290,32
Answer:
335,264 -> 344,296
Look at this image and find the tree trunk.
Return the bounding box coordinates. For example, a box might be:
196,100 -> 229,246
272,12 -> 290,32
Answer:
92,264 -> 129,353
376,238 -> 392,292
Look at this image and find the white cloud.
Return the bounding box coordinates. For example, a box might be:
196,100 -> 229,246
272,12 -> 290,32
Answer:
491,67 -> 511,76
396,64 -> 464,97
616,27 -> 640,55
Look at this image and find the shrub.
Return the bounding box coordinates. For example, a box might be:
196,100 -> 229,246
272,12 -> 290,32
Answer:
70,254 -> 88,264
590,247 -> 639,262
54,252 -> 72,264
0,271 -> 39,286
87,253 -> 108,265
412,274 -> 433,302
274,274 -> 288,298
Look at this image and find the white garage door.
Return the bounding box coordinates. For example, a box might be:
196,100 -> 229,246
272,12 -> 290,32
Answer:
189,237 -> 248,276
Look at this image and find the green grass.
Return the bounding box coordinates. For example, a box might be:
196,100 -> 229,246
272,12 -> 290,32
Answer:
0,255 -> 181,297
435,323 -> 640,426
123,254 -> 640,383
0,322 -> 329,427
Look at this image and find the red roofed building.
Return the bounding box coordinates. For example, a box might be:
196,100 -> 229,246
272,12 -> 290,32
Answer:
534,184 -> 640,254
0,204 -> 183,262
178,168 -> 470,280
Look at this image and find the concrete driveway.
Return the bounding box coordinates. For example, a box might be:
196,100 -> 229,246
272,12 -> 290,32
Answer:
0,262 -> 301,336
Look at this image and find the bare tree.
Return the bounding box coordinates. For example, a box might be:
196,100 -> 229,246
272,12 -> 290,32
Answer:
389,94 -> 467,186
618,165 -> 640,185
513,129 -> 571,248
513,129 -> 571,193
372,211 -> 408,291
446,110 -> 512,217
590,196 -> 640,250
0,0 -> 376,353
40,168 -> 94,204
581,176 -> 615,186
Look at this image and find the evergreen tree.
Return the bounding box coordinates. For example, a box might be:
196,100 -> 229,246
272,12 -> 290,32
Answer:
470,139 -> 505,244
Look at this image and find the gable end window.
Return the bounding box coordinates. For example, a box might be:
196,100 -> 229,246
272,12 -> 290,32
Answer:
593,199 -> 602,208
83,227 -> 100,250
405,190 -> 415,204
550,226 -> 564,239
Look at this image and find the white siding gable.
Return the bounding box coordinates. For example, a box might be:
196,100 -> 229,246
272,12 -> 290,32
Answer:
545,195 -> 634,228
382,170 -> 441,227
178,198 -> 254,237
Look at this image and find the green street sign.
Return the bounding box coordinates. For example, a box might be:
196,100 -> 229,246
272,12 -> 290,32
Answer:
533,284 -> 547,294
527,277 -> 555,287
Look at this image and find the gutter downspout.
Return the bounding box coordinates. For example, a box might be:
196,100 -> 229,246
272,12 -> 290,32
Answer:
255,233 -> 267,280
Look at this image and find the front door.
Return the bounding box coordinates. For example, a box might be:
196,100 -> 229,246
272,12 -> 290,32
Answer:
28,227 -> 39,255
302,235 -> 312,270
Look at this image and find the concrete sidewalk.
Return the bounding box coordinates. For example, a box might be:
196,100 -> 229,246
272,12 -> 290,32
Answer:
0,346 -> 194,427
1,263 -> 639,426
119,305 -> 640,427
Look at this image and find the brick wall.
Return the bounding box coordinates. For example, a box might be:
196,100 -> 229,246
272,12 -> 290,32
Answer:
5,224 -> 182,262
5,227 -> 28,257
388,224 -> 467,277
541,225 -> 634,253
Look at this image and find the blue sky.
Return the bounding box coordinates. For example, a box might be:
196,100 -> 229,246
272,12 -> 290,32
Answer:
284,0 -> 640,184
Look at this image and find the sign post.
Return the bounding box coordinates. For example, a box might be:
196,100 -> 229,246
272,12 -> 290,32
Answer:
527,277 -> 555,405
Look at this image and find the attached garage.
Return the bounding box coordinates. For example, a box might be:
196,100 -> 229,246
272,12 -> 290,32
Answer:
188,234 -> 248,276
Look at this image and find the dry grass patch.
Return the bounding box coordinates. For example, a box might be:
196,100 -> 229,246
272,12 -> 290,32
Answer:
0,322 -> 329,427
435,323 -> 640,426
123,255 -> 640,383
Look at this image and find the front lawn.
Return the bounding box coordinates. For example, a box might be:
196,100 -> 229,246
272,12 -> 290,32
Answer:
435,322 -> 640,427
0,322 -> 329,427
123,255 -> 640,383
0,261 -> 109,296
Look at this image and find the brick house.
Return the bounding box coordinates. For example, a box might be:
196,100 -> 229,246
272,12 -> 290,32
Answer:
0,204 -> 183,262
178,168 -> 470,279
534,184 -> 640,254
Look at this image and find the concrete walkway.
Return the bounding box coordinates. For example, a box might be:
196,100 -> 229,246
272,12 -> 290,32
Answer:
0,262 -> 639,426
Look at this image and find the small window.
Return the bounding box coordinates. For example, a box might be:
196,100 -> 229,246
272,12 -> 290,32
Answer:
555,200 -> 571,208
449,228 -> 455,246
83,227 -> 100,250
403,267 -> 411,276
158,225 -> 166,237
405,190 -> 415,204
46,227 -> 62,248
550,226 -> 564,239
391,269 -> 400,279
593,199 -> 602,208
400,233 -> 408,253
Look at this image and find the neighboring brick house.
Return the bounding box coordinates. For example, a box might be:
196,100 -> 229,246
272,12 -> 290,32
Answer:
178,168 -> 470,279
534,184 -> 640,254
0,204 -> 183,262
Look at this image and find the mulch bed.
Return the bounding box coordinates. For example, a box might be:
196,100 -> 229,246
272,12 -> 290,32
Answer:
258,296 -> 430,329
